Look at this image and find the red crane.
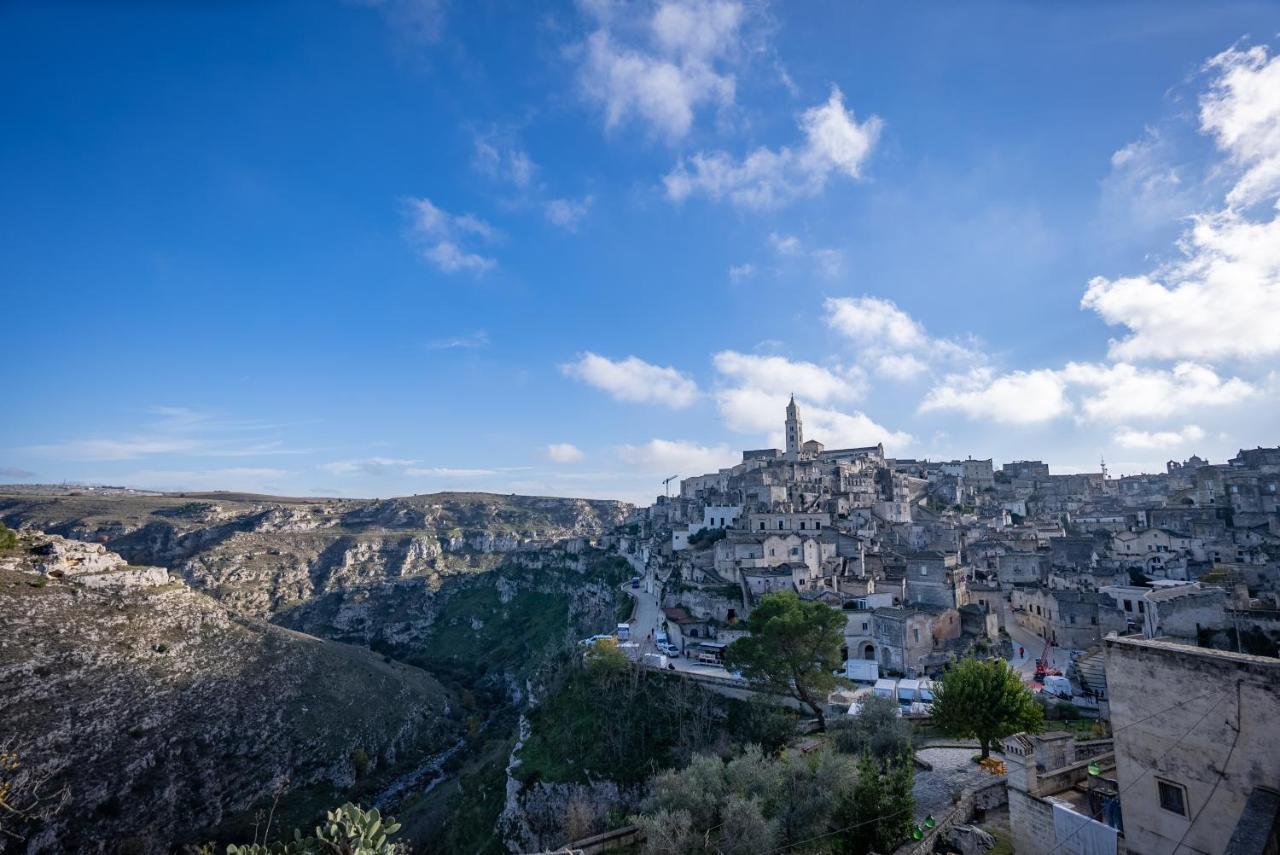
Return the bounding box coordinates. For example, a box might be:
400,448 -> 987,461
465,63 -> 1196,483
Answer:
1034,639 -> 1061,680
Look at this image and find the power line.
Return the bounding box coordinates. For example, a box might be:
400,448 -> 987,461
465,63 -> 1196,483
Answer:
1046,690 -> 1230,855
1168,681 -> 1243,854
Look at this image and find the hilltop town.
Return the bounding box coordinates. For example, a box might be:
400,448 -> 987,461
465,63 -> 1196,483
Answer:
611,398 -> 1280,854
2,406 -> 1278,854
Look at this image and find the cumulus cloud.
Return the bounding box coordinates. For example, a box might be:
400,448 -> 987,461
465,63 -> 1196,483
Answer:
576,0 -> 744,142
712,351 -> 863,404
545,443 -> 585,463
919,368 -> 1071,426
1081,210 -> 1280,361
874,353 -> 929,381
825,296 -> 927,351
1201,45 -> 1280,210
1082,45 -> 1280,362
406,197 -> 497,274
1061,361 -> 1256,422
728,262 -> 756,281
562,352 -> 699,408
710,353 -> 909,452
1113,424 -> 1206,450
617,438 -> 738,474
545,196 -> 594,231
825,296 -> 984,383
664,86 -> 882,208
919,361 -> 1254,426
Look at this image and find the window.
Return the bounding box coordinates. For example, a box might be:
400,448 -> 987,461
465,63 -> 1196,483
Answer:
760,522 -> 765,531
1158,780 -> 1187,816
913,628 -> 920,643
800,522 -> 806,530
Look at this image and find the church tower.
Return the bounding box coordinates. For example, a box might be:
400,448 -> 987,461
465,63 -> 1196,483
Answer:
785,395 -> 803,459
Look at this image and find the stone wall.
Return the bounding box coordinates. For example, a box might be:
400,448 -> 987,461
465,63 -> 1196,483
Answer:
1105,635 -> 1280,855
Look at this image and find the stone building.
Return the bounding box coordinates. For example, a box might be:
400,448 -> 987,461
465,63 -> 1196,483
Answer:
1004,731 -> 1120,854
1104,635 -> 1280,854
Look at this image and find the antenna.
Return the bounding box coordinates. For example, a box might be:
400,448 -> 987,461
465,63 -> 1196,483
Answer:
662,474 -> 679,499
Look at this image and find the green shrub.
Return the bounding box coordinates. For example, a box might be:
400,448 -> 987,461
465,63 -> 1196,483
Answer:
223,803 -> 403,854
0,523 -> 18,551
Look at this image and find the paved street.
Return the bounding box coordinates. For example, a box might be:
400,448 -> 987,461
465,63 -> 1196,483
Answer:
617,557 -> 746,681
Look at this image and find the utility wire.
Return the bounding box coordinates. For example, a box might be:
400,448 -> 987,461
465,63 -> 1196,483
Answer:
1168,681 -> 1243,855
1045,690 -> 1230,855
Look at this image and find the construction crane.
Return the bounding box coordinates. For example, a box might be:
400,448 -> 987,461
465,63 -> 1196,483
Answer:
1034,639 -> 1061,681
662,474 -> 679,499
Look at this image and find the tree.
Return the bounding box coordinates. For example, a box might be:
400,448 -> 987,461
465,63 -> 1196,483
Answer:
930,657 -> 1043,759
829,696 -> 912,766
724,591 -> 844,729
0,523 -> 17,551
837,753 -> 915,855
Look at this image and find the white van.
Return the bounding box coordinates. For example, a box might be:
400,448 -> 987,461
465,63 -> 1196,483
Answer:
1043,675 -> 1073,699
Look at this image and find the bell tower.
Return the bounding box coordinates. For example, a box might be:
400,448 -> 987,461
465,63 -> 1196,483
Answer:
785,395 -> 803,459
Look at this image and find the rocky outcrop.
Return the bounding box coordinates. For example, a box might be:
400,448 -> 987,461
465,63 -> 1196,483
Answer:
0,492 -> 631,625
0,531 -> 460,853
2,532 -> 170,589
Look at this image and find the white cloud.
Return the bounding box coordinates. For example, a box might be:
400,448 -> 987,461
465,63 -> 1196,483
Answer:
1081,210 -> 1280,361
825,296 -> 984,383
710,354 -> 909,452
26,408 -> 303,462
918,361 -> 1255,427
406,197 -> 497,274
712,351 -> 863,404
874,353 -> 928,381
428,330 -> 489,350
663,86 -> 882,209
545,196 -> 594,231
473,133 -> 536,188
812,248 -> 843,278
728,262 -> 756,281
825,296 -> 926,350
769,232 -> 801,255
545,443 -> 585,463
919,368 -> 1071,425
616,438 -> 737,475
1113,424 -> 1206,450
1061,361 -> 1256,422
1200,45 -> 1280,210
321,457 -> 418,476
561,352 -> 699,408
576,0 -> 744,142
1082,45 -> 1280,362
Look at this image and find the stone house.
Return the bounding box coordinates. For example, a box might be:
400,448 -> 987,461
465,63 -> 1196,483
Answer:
1004,732 -> 1120,854
871,605 -> 961,677
1012,588 -> 1126,650
997,551 -> 1046,587
901,550 -> 960,608
1105,636 -> 1280,854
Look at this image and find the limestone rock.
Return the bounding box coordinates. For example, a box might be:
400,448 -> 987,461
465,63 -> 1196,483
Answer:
947,824 -> 996,855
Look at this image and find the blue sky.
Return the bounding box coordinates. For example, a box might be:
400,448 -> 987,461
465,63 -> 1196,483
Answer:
3,1 -> 1279,503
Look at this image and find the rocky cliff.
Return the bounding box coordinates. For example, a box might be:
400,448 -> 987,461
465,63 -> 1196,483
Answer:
0,531 -> 460,853
0,490 -> 636,852
0,491 -> 629,627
